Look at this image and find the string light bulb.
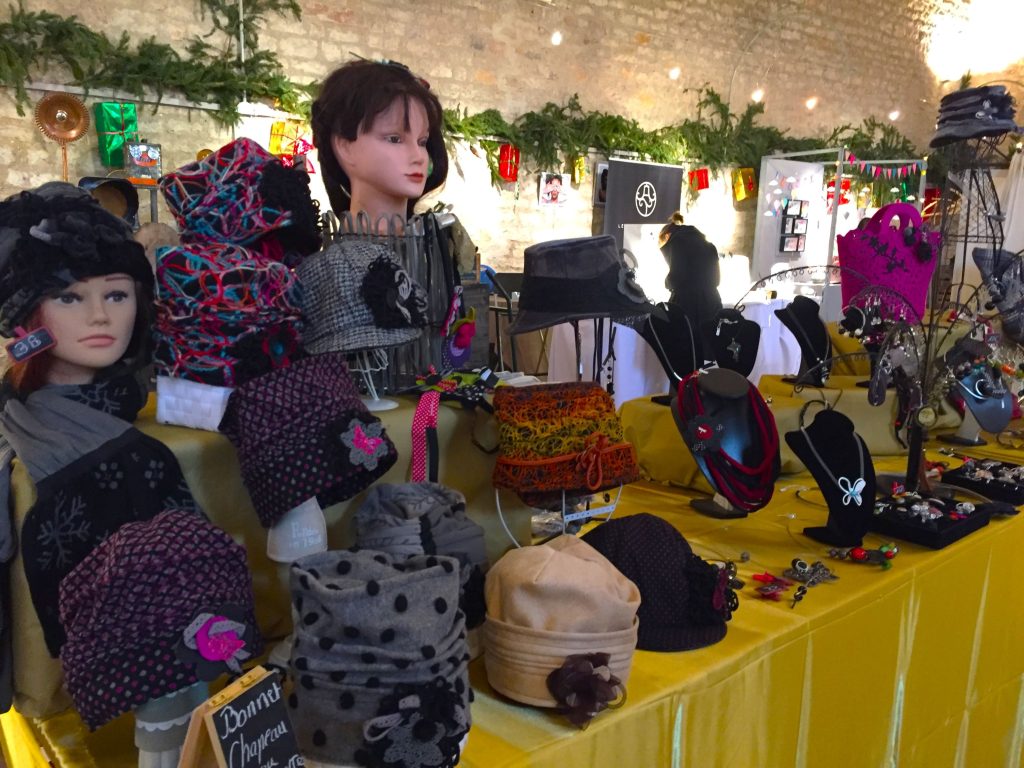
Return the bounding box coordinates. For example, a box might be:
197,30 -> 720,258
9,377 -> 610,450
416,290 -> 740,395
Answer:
550,30 -> 563,45
805,97 -> 818,110
669,67 -> 681,80
751,87 -> 765,103
888,109 -> 901,121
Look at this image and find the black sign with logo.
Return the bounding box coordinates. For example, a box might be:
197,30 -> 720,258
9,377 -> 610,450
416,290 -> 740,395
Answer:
602,159 -> 684,250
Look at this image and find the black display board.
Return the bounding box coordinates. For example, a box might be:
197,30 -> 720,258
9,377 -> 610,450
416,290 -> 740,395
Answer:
602,158 -> 684,251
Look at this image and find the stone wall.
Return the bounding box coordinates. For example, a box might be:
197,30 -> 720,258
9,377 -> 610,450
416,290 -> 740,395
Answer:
1,0 -> 1021,270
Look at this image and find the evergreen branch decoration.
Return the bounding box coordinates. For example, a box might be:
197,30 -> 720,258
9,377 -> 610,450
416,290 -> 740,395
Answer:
0,0 -> 933,193
0,0 -> 310,124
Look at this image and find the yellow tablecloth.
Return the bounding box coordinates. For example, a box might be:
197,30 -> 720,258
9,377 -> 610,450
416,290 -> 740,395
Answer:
4,425 -> 1024,766
457,461 -> 1024,768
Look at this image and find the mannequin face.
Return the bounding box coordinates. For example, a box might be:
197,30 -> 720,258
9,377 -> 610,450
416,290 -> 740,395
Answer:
332,97 -> 430,219
37,274 -> 137,386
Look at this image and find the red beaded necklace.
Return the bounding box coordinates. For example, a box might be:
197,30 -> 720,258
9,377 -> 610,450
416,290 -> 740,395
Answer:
678,373 -> 780,512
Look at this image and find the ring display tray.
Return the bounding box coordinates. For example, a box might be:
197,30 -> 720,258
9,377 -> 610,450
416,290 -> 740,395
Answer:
943,459 -> 1024,506
869,496 -> 991,549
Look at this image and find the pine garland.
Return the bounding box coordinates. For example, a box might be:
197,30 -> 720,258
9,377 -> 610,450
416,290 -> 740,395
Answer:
0,0 -> 313,124
0,1 -> 935,187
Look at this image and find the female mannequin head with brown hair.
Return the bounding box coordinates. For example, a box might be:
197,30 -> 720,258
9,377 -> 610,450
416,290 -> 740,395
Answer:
311,59 -> 448,222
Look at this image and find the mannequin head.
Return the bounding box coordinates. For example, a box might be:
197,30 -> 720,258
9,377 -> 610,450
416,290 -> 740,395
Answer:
311,59 -> 447,220
0,182 -> 154,393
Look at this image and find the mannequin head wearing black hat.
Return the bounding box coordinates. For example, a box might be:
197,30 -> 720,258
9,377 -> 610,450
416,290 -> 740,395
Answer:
0,182 -> 154,395
311,59 -> 448,223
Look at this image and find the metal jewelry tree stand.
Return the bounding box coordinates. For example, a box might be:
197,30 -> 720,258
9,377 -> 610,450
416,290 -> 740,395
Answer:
903,136 -> 1011,489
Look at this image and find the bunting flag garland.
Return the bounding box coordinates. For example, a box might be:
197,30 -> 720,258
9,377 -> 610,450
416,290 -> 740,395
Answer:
846,151 -> 923,179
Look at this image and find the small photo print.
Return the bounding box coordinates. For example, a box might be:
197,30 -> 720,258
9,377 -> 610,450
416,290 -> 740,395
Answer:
786,199 -> 803,216
797,235 -> 806,251
124,141 -> 162,179
793,218 -> 808,234
781,236 -> 800,252
800,200 -> 810,216
783,217 -> 795,234
594,162 -> 609,207
540,172 -> 569,207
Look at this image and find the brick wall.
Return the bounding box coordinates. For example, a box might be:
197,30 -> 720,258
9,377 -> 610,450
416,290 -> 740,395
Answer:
1,0 -> 1021,270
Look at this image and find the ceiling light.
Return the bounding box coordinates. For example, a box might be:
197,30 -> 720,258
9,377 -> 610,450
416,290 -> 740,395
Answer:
550,30 -> 562,45
751,88 -> 765,103
669,67 -> 681,80
805,97 -> 818,110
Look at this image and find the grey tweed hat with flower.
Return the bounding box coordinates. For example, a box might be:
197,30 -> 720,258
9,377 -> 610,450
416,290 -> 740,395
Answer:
298,238 -> 427,355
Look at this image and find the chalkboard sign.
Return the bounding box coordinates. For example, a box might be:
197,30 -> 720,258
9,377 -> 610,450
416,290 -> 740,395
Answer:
179,666 -> 305,768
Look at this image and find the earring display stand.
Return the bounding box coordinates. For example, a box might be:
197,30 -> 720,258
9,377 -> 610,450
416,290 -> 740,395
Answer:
939,408 -> 986,446
349,348 -> 399,412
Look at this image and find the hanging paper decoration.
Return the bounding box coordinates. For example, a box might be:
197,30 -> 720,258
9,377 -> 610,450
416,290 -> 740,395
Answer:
498,143 -> 521,182
571,155 -> 587,185
922,186 -> 942,222
269,120 -> 315,174
846,151 -> 923,179
688,167 -> 710,191
269,119 -> 308,155
93,102 -> 139,168
732,167 -> 756,201
827,177 -> 852,207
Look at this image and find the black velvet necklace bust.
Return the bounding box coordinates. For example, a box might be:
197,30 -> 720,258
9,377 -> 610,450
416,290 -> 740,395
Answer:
640,301 -> 703,385
785,408 -> 875,546
775,296 -> 832,387
704,308 -> 760,377
672,367 -> 780,519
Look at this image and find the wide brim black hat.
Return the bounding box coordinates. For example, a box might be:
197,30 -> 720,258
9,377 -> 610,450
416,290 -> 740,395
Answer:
509,235 -> 654,335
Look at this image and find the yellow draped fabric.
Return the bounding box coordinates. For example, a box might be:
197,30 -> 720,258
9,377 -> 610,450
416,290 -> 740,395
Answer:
3,395 -> 1024,767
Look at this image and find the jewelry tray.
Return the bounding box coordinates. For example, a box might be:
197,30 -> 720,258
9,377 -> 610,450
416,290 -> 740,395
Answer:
942,459 -> 1024,506
868,496 -> 992,549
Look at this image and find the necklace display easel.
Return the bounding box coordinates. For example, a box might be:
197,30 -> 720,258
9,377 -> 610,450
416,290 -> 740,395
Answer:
673,367 -> 781,519
785,405 -> 874,546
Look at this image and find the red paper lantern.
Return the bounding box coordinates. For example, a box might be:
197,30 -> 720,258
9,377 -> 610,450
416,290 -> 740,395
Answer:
498,143 -> 520,182
688,168 -> 710,191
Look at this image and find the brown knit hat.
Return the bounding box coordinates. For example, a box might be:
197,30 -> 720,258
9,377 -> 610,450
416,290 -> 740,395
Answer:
483,535 -> 640,710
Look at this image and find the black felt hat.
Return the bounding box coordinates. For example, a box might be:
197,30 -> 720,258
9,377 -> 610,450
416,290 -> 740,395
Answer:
509,235 -> 654,335
582,513 -> 735,651
0,182 -> 152,337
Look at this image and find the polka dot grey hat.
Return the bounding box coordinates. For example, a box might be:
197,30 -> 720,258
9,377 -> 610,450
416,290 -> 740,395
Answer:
288,549 -> 472,768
